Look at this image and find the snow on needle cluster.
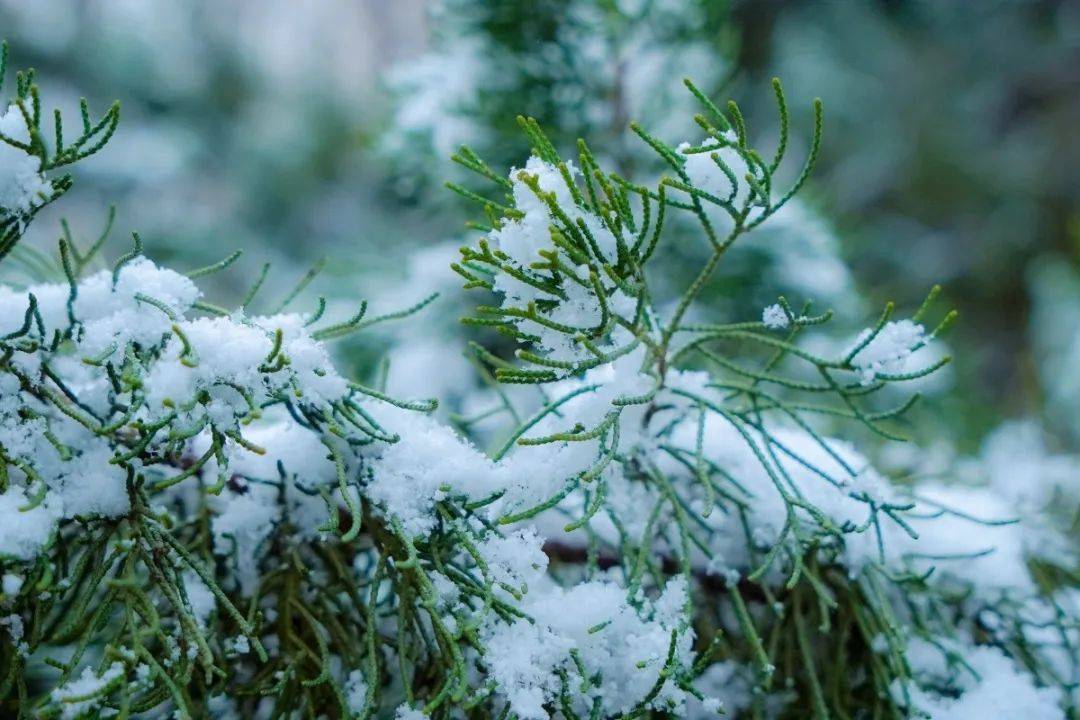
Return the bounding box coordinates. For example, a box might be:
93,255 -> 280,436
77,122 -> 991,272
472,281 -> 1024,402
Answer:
0,43 -> 120,265
0,46 -> 1074,720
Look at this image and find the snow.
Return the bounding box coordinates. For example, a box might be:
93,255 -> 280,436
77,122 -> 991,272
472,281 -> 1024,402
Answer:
0,85 -> 1072,718
880,483 -> 1035,595
677,140 -> 752,207
0,487 -> 60,561
846,319 -> 926,385
144,315 -> 272,420
0,238 -> 1068,719
225,634 -> 250,655
0,103 -> 50,215
143,310 -> 347,426
394,707 -> 430,720
975,419 -> 1079,513
213,415 -> 337,492
485,155 -> 633,362
181,571 -> 216,627
900,640 -> 1064,719
483,576 -> 694,718
762,303 -> 789,329
472,516 -> 683,716
493,157 -> 579,266
686,661 -> 752,718
344,669 -> 368,713
50,662 -> 125,720
0,258 -> 201,361
367,413 -> 504,536
2,573 -> 23,596
654,412 -> 900,576
195,415 -> 340,593
384,37 -> 487,160
0,613 -> 24,646
479,527 -> 549,591
48,438 -> 130,519
209,484 -> 282,595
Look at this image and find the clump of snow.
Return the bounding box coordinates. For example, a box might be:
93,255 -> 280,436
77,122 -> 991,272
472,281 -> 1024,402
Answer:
479,528 -> 549,592
0,103 -> 50,215
483,572 -> 693,719
493,157 -> 579,266
678,142 -> 737,192
141,310 -> 347,428
655,413 -> 898,577
847,319 -> 926,385
344,669 -> 368,713
181,571 -> 216,628
394,707 -> 430,720
0,613 -> 24,646
900,639 -> 1063,719
50,661 -> 126,720
485,155 -> 634,362
0,487 -> 60,561
677,141 -> 751,207
2,573 -> 23,596
761,303 -> 789,329
887,484 -> 1033,594
0,363 -> 130,524
0,258 -> 200,358
225,634 -> 250,655
367,414 -> 504,536
0,258 -> 360,563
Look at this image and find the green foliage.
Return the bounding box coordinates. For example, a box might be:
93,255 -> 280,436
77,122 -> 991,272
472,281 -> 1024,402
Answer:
0,41 -> 120,263
0,40 -> 1073,720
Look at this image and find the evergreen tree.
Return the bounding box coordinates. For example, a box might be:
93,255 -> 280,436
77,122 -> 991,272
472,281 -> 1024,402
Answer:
0,41 -> 1074,719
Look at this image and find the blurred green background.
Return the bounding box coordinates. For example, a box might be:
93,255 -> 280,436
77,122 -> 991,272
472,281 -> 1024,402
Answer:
1,0 -> 1076,454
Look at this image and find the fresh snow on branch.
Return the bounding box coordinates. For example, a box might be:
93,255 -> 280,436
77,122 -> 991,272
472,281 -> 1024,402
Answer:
0,41 -> 1073,720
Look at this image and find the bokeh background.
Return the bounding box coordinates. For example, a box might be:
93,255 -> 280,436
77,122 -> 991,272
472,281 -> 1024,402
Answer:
1,0 -> 1077,459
